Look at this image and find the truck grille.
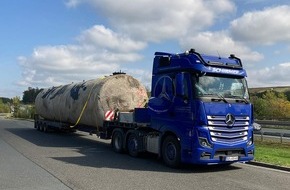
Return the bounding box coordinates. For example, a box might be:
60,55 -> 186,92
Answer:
207,115 -> 249,143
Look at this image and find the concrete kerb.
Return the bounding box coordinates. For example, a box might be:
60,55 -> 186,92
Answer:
246,161 -> 290,172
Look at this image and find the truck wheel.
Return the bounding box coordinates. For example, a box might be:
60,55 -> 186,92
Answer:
162,135 -> 181,168
127,133 -> 139,157
112,130 -> 124,153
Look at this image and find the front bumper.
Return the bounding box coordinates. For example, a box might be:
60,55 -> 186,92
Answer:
182,143 -> 254,165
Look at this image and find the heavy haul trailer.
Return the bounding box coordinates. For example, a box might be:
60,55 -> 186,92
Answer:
34,49 -> 255,168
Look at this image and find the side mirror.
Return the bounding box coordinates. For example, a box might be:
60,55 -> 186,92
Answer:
176,73 -> 185,97
253,122 -> 261,131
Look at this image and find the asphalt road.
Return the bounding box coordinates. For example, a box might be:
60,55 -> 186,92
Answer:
1,118 -> 290,190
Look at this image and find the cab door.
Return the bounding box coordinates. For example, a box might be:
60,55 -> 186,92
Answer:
173,72 -> 194,121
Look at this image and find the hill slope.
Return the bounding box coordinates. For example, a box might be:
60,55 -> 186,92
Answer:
249,86 -> 290,94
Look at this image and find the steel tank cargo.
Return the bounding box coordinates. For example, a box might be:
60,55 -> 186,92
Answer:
35,73 -> 148,128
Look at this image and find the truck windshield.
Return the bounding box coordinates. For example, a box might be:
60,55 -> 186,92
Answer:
194,75 -> 249,100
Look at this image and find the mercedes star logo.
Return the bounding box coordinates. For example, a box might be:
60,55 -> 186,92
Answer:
225,114 -> 235,127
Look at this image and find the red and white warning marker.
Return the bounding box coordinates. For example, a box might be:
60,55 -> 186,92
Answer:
104,110 -> 115,121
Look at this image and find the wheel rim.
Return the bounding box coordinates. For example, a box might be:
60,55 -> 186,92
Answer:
128,137 -> 137,152
166,142 -> 176,161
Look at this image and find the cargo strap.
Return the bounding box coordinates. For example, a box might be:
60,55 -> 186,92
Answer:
70,82 -> 97,128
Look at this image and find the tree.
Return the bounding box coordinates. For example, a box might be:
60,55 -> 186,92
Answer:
22,87 -> 42,104
0,99 -> 10,113
12,96 -> 21,117
0,97 -> 12,104
252,90 -> 290,120
284,91 -> 290,101
252,96 -> 267,119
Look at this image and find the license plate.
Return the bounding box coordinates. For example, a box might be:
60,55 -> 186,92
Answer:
225,156 -> 239,161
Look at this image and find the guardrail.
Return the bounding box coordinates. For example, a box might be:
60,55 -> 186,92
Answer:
0,113 -> 9,117
256,120 -> 290,128
255,120 -> 290,143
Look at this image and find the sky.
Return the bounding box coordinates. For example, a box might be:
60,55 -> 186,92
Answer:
1,0 -> 290,98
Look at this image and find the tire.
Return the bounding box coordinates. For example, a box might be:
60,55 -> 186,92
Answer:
36,122 -> 40,131
162,135 -> 181,168
43,124 -> 48,133
40,124 -> 44,132
127,132 -> 139,157
112,130 -> 124,153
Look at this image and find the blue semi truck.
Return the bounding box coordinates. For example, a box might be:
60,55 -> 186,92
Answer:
108,49 -> 254,167
35,49 -> 254,168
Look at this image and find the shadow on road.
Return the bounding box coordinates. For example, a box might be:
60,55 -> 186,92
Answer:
6,127 -> 242,173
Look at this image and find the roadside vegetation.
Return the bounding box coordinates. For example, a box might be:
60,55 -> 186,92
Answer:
0,87 -> 41,119
12,96 -> 35,119
251,90 -> 290,120
250,89 -> 290,168
0,98 -> 10,113
254,139 -> 290,167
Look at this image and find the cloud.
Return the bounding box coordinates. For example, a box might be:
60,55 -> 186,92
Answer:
247,62 -> 290,87
22,0 -> 289,92
19,0 -> 236,90
230,5 -> 290,44
125,68 -> 152,89
17,25 -> 146,88
77,25 -> 146,52
65,0 -> 80,7
66,0 -> 235,42
179,31 -> 264,62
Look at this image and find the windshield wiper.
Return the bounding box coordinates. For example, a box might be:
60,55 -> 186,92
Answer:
210,93 -> 228,103
235,97 -> 249,104
229,95 -> 249,104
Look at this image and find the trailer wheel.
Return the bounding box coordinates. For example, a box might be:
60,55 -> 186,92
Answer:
36,122 -> 40,131
162,135 -> 181,168
39,123 -> 44,131
112,130 -> 124,153
43,124 -> 48,133
127,133 -> 139,157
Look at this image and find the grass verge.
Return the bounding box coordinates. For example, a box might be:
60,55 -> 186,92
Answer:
254,139 -> 290,167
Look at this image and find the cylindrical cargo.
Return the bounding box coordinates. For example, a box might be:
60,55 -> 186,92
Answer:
35,74 -> 148,128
